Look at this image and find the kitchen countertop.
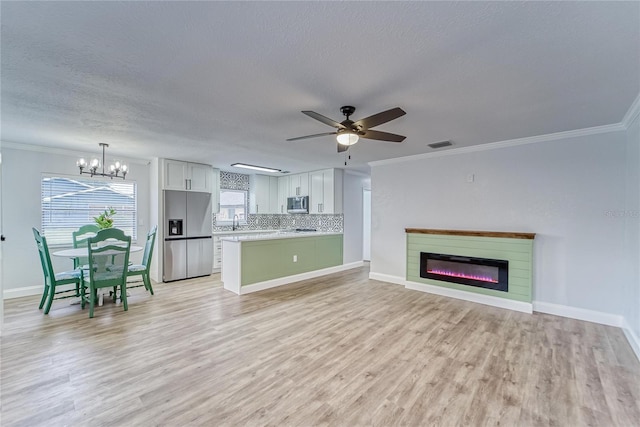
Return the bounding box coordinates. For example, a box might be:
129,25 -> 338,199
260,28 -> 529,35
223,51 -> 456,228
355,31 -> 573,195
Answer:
213,229 -> 279,236
220,231 -> 343,242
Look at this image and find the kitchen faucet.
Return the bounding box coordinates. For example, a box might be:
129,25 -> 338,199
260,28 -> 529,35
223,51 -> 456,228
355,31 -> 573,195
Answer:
232,214 -> 239,231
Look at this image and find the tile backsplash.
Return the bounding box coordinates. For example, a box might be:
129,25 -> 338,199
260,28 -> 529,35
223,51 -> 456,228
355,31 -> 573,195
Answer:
213,213 -> 343,233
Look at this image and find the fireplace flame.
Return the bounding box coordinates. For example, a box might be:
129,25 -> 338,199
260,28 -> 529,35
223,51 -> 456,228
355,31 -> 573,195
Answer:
426,269 -> 498,283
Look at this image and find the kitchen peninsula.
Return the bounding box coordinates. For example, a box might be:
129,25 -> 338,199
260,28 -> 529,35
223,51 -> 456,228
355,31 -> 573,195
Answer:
221,231 -> 344,294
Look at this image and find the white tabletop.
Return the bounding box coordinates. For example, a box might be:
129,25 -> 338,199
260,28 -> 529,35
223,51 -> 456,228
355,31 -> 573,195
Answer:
53,245 -> 143,258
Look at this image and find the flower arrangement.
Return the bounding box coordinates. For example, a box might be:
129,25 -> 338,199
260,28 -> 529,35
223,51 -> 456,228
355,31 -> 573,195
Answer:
94,207 -> 116,229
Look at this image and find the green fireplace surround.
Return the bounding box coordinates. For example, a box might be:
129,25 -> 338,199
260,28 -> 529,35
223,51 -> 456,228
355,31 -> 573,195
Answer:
406,229 -> 535,305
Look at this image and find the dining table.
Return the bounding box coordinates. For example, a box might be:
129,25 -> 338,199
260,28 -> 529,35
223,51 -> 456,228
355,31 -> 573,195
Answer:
52,245 -> 143,258
52,245 -> 144,306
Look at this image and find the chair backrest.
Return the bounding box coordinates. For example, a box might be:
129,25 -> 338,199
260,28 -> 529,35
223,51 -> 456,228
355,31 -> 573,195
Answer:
33,228 -> 55,286
72,224 -> 100,267
87,228 -> 131,289
73,224 -> 100,248
141,225 -> 157,269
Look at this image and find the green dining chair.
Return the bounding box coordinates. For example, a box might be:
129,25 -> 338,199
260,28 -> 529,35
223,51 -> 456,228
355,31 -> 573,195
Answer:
127,225 -> 157,295
33,228 -> 82,314
81,228 -> 131,318
72,224 -> 100,268
71,224 -> 99,295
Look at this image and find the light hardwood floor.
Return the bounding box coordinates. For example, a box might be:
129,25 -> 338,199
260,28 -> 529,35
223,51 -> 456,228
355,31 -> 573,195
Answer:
2,266 -> 639,426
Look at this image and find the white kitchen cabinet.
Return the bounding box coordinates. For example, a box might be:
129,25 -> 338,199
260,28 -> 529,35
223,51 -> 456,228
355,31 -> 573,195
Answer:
188,163 -> 213,192
268,176 -> 279,213
212,168 -> 220,213
162,159 -> 214,193
213,235 -> 223,271
250,174 -> 278,214
309,168 -> 343,214
163,159 -> 188,191
277,176 -> 289,214
289,172 -> 309,196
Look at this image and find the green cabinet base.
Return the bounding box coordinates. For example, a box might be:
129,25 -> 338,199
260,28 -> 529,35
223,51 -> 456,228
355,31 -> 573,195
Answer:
241,235 -> 343,286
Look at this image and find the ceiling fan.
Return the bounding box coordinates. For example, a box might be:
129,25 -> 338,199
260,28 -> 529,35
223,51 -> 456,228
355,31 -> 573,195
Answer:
287,106 -> 406,152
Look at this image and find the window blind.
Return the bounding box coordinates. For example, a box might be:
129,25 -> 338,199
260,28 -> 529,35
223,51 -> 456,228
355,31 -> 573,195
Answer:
41,176 -> 137,245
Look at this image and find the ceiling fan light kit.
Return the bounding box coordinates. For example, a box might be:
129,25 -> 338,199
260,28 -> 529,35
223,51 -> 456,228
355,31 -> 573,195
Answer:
287,105 -> 406,152
336,132 -> 359,146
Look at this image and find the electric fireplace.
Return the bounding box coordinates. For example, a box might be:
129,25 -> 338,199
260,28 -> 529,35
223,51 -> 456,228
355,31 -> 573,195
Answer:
420,252 -> 509,292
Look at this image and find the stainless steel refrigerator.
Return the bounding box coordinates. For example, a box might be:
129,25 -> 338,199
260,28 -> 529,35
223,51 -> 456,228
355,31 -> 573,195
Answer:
163,190 -> 213,282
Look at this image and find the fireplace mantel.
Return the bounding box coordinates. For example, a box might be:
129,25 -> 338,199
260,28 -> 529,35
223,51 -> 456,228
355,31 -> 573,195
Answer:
405,228 -> 535,240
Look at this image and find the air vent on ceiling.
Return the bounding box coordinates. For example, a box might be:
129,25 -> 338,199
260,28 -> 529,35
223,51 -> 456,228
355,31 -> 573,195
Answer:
428,140 -> 452,149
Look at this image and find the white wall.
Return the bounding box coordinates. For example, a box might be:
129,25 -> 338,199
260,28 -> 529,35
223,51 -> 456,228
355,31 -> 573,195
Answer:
149,158 -> 161,282
623,113 -> 640,342
0,143 -> 4,327
370,129 -> 631,316
342,172 -> 371,264
363,189 -> 371,261
1,145 -> 151,296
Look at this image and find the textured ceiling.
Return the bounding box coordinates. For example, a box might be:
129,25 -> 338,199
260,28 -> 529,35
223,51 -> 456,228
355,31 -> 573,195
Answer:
2,1 -> 639,174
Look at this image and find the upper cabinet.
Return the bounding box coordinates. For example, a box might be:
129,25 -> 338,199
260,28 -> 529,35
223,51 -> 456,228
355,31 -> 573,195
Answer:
250,174 -> 279,214
212,168 -> 220,213
309,169 -> 343,214
162,159 -> 215,193
277,175 -> 290,214
289,172 -> 309,197
277,173 -> 310,213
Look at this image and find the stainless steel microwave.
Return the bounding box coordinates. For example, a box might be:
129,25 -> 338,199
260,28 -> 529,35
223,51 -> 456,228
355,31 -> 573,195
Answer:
287,196 -> 309,214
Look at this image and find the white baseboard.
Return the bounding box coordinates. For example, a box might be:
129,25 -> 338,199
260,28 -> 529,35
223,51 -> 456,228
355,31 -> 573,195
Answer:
622,319 -> 640,362
406,280 -> 533,314
369,273 -> 532,313
369,272 -> 406,286
533,301 -> 623,327
239,261 -> 364,295
4,285 -> 45,299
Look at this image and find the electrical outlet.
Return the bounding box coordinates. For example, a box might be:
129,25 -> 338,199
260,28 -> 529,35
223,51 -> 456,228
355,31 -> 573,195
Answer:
293,255 -> 297,262
466,173 -> 475,183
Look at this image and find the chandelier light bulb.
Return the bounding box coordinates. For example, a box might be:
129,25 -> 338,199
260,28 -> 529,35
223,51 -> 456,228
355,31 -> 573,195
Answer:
76,143 -> 128,179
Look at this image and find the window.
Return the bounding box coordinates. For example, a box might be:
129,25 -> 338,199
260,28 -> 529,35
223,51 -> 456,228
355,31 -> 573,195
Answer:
41,175 -> 137,245
216,189 -> 247,224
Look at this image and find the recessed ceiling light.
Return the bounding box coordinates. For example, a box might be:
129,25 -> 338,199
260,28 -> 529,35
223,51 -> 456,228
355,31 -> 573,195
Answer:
230,163 -> 281,173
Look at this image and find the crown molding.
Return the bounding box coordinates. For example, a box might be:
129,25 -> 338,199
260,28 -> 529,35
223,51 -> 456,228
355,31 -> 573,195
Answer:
1,141 -> 150,165
368,122 -> 626,167
622,93 -> 640,128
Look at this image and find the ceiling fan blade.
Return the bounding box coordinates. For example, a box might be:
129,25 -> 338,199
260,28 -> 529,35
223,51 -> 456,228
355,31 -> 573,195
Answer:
361,129 -> 406,143
353,107 -> 406,130
286,132 -> 337,142
337,143 -> 349,153
301,111 -> 346,129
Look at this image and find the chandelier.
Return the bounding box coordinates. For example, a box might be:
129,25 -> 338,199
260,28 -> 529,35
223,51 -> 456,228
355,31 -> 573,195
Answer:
77,143 -> 128,179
